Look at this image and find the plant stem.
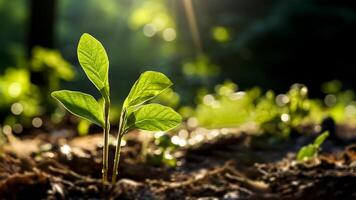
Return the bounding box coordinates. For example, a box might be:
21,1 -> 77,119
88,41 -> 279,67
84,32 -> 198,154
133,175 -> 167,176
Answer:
102,100 -> 110,183
111,109 -> 126,184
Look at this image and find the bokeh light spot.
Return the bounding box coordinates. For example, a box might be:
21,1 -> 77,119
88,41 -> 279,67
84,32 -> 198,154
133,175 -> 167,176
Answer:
11,102 -> 24,115
32,117 -> 43,128
281,113 -> 290,122
2,125 -> 12,135
162,28 -> 176,42
143,23 -> 157,37
212,26 -> 230,42
13,124 -> 23,134
324,94 -> 337,107
276,94 -> 289,106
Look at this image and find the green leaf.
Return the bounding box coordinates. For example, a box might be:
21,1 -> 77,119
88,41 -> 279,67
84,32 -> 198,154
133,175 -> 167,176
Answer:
314,131 -> 329,148
296,145 -> 316,161
124,71 -> 173,107
296,131 -> 329,162
126,104 -> 182,131
77,33 -> 109,95
51,90 -> 104,127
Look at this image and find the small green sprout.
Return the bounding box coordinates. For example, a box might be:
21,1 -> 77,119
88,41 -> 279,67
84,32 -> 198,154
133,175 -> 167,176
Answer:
51,33 -> 182,183
296,131 -> 329,161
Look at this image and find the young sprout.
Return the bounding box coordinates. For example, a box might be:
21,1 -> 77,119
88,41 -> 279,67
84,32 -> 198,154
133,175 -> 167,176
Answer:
296,131 -> 329,161
51,33 -> 111,182
111,71 -> 182,183
51,33 -> 182,184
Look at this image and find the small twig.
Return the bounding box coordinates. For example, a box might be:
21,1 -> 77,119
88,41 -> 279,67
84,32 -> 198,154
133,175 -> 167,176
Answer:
224,173 -> 268,191
47,166 -> 95,182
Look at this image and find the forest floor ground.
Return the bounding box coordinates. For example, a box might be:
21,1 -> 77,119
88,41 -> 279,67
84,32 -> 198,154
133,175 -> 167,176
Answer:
1,125 -> 356,200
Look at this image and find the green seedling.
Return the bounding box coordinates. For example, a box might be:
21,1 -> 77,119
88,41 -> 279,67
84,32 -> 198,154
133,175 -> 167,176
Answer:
51,33 -> 111,182
296,131 -> 329,161
111,71 -> 182,183
51,33 -> 182,183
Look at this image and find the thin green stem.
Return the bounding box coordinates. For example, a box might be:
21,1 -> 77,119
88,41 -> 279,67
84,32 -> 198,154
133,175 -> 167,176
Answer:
102,100 -> 110,183
111,109 -> 126,184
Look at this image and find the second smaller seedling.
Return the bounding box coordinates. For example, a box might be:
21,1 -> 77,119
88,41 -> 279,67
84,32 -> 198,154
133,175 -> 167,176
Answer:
296,131 -> 329,161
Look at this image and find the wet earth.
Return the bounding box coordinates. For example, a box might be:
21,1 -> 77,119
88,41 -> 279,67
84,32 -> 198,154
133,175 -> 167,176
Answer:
1,125 -> 356,200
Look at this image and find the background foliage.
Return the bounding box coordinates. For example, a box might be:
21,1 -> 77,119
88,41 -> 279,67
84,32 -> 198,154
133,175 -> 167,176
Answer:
0,0 -> 355,134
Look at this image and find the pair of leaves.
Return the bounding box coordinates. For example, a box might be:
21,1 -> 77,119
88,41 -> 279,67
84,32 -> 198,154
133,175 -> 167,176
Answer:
52,33 -> 109,127
123,71 -> 181,132
296,131 -> 329,161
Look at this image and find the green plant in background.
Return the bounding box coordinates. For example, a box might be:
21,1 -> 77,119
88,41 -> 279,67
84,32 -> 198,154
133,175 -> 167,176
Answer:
0,68 -> 42,130
145,132 -> 178,167
0,45 -> 75,136
51,33 -> 182,183
255,90 -> 290,137
30,47 -> 76,117
257,84 -> 311,137
182,55 -> 220,78
285,84 -> 310,127
192,82 -> 323,138
321,80 -> 356,123
194,81 -> 258,128
31,47 -> 75,91
296,131 -> 329,161
111,71 -> 182,183
52,33 -> 111,182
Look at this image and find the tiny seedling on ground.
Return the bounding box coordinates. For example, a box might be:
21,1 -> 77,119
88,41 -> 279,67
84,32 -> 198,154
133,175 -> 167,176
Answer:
296,131 -> 329,161
51,33 -> 182,183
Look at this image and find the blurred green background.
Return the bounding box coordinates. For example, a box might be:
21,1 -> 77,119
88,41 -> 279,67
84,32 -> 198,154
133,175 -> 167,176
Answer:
1,0 -> 356,134
2,0 -> 356,99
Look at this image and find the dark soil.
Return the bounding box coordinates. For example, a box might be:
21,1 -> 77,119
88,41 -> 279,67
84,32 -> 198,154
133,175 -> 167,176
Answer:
1,126 -> 356,200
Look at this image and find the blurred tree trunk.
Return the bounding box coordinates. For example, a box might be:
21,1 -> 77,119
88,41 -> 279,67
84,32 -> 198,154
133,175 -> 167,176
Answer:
27,0 -> 57,86
27,0 -> 57,54
27,0 -> 58,114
